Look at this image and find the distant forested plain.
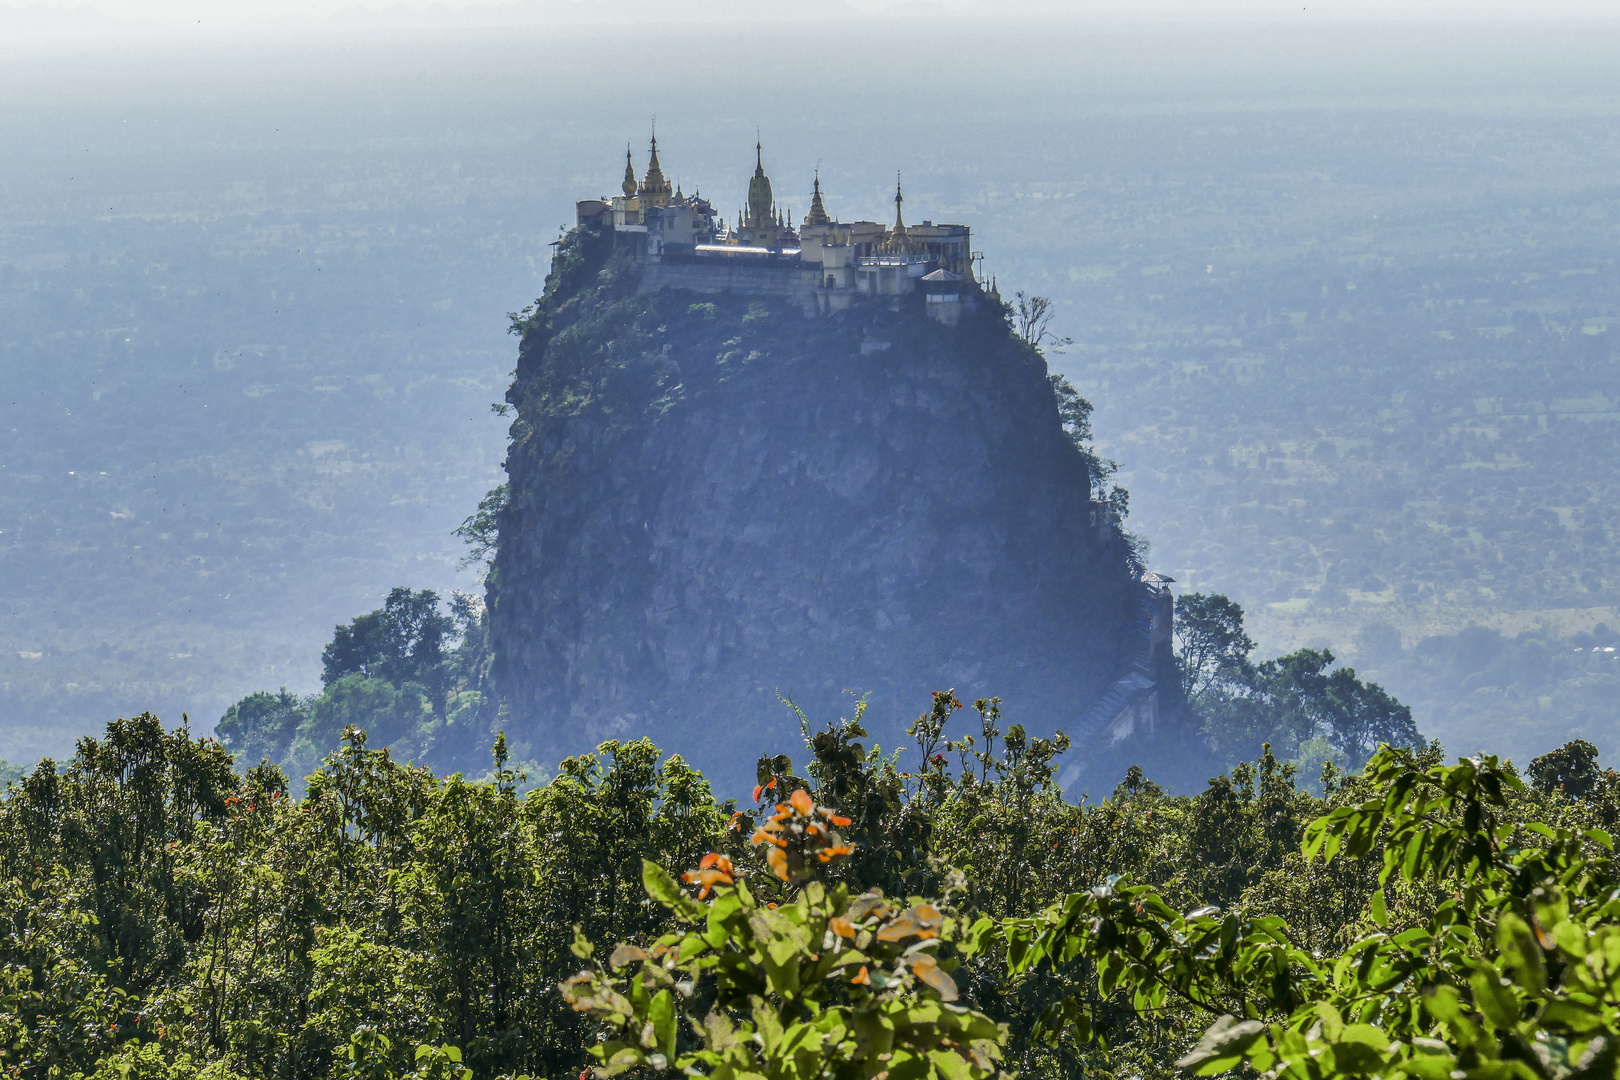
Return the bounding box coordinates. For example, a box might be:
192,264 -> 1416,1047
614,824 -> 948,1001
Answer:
1,15 -> 1618,769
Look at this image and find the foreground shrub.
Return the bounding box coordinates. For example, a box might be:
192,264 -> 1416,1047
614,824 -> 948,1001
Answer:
562,788 -> 1010,1080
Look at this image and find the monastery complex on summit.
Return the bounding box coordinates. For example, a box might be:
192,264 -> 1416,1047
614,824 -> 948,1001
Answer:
575,135 -> 989,324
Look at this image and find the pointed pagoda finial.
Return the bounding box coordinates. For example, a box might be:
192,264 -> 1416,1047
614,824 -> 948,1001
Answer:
892,172 -> 906,247
745,136 -> 774,231
622,145 -> 636,198
639,123 -> 671,204
805,168 -> 831,227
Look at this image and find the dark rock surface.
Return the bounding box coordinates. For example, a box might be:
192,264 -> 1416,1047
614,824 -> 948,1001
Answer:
490,228 -> 1184,792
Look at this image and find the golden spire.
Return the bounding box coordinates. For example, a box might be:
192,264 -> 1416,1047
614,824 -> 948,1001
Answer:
891,173 -> 907,249
804,172 -> 831,227
621,146 -> 636,198
746,139 -> 774,231
640,128 -> 672,205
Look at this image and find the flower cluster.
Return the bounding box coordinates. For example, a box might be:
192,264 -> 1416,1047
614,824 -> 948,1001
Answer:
750,788 -> 854,884
679,852 -> 735,898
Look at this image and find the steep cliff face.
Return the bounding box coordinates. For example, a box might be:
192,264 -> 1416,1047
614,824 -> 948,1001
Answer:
491,227 -> 1165,788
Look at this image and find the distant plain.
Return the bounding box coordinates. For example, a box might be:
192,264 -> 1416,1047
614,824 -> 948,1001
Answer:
2,13 -> 1618,768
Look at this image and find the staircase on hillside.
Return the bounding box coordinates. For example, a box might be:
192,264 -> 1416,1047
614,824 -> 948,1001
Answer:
1057,574 -> 1175,794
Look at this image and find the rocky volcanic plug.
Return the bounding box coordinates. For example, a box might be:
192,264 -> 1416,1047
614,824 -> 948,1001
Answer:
489,225 -> 1179,790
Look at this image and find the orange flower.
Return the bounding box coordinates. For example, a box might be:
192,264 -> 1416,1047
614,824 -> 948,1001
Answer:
681,866 -> 734,899
681,852 -> 736,898
851,965 -> 871,986
790,788 -> 814,816
752,785 -> 764,803
830,814 -> 852,827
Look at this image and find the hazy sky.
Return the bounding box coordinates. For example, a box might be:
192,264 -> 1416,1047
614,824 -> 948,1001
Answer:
5,0 -> 1620,31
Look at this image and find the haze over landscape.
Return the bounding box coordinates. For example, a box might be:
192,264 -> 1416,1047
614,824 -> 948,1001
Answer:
3,3 -> 1620,772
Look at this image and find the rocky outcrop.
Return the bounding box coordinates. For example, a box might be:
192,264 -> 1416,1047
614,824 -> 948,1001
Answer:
489,227 -> 1184,791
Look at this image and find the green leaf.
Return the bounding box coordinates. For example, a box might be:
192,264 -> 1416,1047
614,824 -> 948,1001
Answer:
1469,965 -> 1519,1028
1175,1015 -> 1267,1075
1402,831 -> 1428,881
1496,913 -> 1547,995
604,1045 -> 646,1077
1539,999 -> 1605,1035
1369,888 -> 1388,928
1303,816 -> 1331,861
1339,1024 -> 1390,1052
754,999 -> 786,1055
1401,1054 -> 1460,1080
650,989 -> 676,1059
1553,919 -> 1589,958
1327,1039 -> 1386,1074
1422,984 -> 1463,1024
1467,1061 -> 1544,1080
703,1010 -> 742,1052
962,916 -> 998,956
928,1048 -> 973,1080
643,859 -> 703,921
677,932 -> 709,963
1314,1002 -> 1344,1041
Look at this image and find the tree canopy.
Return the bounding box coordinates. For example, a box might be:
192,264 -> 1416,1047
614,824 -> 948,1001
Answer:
2,687 -> 1615,1080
